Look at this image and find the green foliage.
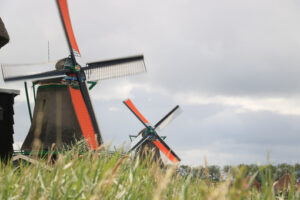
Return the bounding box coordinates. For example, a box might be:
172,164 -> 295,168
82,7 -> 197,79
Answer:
1,148 -> 300,199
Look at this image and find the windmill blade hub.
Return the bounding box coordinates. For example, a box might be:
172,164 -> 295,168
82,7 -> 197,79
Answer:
145,126 -> 156,136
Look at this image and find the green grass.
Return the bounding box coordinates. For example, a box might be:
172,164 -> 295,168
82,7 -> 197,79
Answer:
1,147 -> 300,200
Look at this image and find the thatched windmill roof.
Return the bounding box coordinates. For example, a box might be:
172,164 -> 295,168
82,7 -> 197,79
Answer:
0,18 -> 9,49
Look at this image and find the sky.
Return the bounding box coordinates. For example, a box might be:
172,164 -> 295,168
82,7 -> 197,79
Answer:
1,0 -> 300,166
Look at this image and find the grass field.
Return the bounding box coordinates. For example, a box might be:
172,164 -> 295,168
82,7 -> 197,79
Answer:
1,146 -> 299,200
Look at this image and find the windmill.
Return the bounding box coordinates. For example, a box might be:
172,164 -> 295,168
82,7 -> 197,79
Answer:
123,99 -> 182,164
1,0 -> 146,153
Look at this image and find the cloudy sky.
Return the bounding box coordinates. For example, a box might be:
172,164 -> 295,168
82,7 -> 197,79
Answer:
1,0 -> 300,166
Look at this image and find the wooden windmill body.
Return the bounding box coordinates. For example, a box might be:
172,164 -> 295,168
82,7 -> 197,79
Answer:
21,79 -> 89,151
135,128 -> 164,166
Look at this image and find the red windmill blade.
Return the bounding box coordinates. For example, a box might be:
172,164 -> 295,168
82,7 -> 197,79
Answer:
56,0 -> 100,149
56,0 -> 80,59
152,135 -> 181,163
123,99 -> 150,127
123,98 -> 181,164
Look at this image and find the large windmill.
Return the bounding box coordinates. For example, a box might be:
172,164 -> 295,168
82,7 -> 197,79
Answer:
1,0 -> 146,153
123,99 -> 182,164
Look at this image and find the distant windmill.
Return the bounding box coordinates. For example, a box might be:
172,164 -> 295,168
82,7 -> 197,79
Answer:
123,99 -> 182,164
1,0 -> 146,153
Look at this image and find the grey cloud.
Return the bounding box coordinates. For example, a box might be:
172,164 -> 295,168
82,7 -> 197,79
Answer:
3,0 -> 300,96
70,0 -> 300,96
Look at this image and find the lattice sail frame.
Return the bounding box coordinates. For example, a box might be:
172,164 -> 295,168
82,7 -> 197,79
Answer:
1,61 -> 58,81
1,55 -> 146,82
85,59 -> 146,81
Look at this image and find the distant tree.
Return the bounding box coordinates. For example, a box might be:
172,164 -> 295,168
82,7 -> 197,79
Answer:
294,164 -> 300,182
223,165 -> 232,174
178,165 -> 192,177
222,165 -> 234,180
208,165 -> 221,182
274,163 -> 292,180
178,163 -> 300,184
191,166 -> 205,179
246,164 -> 259,176
256,164 -> 276,184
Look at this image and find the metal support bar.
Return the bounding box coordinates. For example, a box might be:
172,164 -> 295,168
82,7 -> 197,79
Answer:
87,81 -> 97,90
24,82 -> 32,122
129,135 -> 137,142
32,82 -> 36,102
161,136 -> 166,140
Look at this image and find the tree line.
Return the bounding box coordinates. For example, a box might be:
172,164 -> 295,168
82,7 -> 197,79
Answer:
178,163 -> 300,183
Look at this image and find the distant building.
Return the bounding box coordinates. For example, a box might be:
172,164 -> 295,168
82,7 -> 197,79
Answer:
0,89 -> 19,162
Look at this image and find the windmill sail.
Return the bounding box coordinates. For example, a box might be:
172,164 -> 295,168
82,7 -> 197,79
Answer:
123,98 -> 150,127
83,55 -> 146,81
154,105 -> 182,131
56,0 -> 102,147
129,134 -> 151,152
1,62 -> 61,82
152,135 -> 181,163
56,0 -> 80,57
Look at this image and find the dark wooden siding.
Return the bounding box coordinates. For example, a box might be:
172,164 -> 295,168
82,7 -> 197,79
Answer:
0,93 -> 15,162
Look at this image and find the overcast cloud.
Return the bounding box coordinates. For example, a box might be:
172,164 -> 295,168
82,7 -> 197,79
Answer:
1,0 -> 300,166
